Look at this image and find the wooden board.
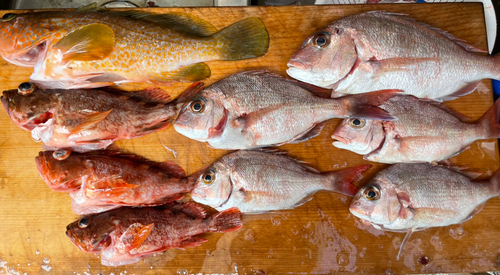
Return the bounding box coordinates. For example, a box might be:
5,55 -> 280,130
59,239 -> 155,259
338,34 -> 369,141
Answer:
0,3 -> 498,274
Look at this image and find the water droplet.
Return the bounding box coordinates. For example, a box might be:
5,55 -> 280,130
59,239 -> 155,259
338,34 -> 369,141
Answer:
336,251 -> 349,266
291,228 -> 299,235
35,250 -> 40,255
43,257 -> 50,264
270,216 -> 280,226
27,238 -> 30,242
235,251 -> 241,255
418,255 -> 430,265
27,263 -> 30,266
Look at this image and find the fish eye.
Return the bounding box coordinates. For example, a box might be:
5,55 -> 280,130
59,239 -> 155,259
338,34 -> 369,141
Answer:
190,100 -> 205,113
202,170 -> 216,184
18,82 -> 36,95
363,186 -> 380,201
313,33 -> 330,48
53,150 -> 71,161
348,118 -> 366,129
1,13 -> 17,22
78,217 -> 90,228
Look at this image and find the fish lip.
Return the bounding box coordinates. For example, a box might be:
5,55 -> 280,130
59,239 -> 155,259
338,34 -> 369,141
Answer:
0,92 -> 10,116
331,133 -> 349,144
349,205 -> 367,217
287,60 -> 310,71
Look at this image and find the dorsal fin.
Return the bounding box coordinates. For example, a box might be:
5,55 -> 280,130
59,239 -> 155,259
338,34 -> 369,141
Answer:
101,10 -> 218,37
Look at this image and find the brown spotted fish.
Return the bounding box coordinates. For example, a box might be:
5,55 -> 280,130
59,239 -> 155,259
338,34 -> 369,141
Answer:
0,7 -> 269,89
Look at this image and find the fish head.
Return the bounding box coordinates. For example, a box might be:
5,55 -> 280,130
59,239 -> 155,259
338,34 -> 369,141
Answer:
66,214 -> 115,253
174,90 -> 227,141
332,118 -> 385,155
35,151 -> 90,191
349,179 -> 402,226
1,83 -> 58,130
287,23 -> 358,88
0,12 -> 59,67
190,161 -> 233,208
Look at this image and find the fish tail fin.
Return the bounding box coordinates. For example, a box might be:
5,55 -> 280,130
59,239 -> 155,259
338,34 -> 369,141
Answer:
477,99 -> 500,139
489,167 -> 500,196
342,90 -> 401,120
212,207 -> 243,233
325,165 -> 371,197
213,17 -> 269,61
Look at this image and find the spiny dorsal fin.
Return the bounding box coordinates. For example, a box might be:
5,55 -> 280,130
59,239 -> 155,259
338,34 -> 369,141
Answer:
101,10 -> 218,37
75,3 -> 103,12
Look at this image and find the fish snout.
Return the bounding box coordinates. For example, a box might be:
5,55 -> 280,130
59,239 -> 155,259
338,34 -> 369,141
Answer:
331,133 -> 349,144
287,59 -> 311,71
0,92 -> 10,115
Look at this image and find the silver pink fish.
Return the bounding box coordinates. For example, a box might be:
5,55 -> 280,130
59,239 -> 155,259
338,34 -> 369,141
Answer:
332,95 -> 500,163
350,163 -> 500,259
174,70 -> 398,150
287,11 -> 500,101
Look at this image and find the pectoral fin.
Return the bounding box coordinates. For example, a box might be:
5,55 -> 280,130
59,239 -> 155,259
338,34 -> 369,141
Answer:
117,223 -> 154,253
85,175 -> 138,198
66,109 -> 112,134
53,23 -> 115,63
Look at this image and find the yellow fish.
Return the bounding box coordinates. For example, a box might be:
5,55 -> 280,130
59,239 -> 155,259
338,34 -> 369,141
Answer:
0,6 -> 269,89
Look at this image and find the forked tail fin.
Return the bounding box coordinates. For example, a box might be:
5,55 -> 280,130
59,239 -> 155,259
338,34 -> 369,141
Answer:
325,164 -> 372,197
477,99 -> 500,139
213,207 -> 243,233
214,17 -> 269,61
341,90 -> 401,120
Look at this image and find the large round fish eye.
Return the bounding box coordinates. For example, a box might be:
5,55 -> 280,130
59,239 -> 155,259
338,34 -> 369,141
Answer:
2,13 -> 17,22
313,32 -> 330,48
363,186 -> 380,201
190,100 -> 205,113
18,82 -> 36,95
53,150 -> 71,161
78,217 -> 90,228
202,170 -> 216,184
348,118 -> 366,129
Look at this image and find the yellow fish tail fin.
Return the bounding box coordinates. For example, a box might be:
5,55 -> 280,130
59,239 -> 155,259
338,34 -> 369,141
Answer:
213,17 -> 269,61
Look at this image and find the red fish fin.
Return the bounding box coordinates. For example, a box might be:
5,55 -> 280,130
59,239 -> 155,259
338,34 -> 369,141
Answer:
148,63 -> 211,83
438,81 -> 480,101
214,17 -> 269,61
117,223 -> 154,253
128,86 -> 172,104
288,122 -> 327,144
179,201 -> 207,218
53,23 -> 115,62
212,207 -> 242,233
397,228 -> 414,261
155,161 -> 186,178
477,98 -> 500,139
68,110 -> 112,134
342,90 -> 400,120
292,193 -> 315,208
175,81 -> 205,104
179,237 -> 208,249
326,165 -> 371,197
85,176 -> 138,198
208,108 -> 229,139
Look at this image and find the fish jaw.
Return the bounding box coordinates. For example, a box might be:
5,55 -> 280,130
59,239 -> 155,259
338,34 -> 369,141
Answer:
286,66 -> 336,89
1,41 -> 49,67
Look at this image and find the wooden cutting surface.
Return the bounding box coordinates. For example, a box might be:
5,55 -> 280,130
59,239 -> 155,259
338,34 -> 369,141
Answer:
0,3 -> 499,274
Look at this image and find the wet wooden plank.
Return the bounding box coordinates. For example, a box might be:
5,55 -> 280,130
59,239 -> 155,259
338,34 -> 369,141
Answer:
0,3 -> 498,274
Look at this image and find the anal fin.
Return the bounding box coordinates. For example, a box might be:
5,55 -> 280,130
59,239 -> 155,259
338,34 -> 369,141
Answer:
148,63 -> 211,84
439,81 -> 480,101
289,122 -> 327,144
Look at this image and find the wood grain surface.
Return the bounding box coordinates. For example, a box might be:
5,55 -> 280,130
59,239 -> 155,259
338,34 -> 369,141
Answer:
0,3 -> 499,274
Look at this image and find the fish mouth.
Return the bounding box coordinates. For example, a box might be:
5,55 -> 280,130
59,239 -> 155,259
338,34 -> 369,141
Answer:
3,41 -> 48,67
331,133 -> 349,144
287,60 -> 310,71
0,92 -> 10,117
